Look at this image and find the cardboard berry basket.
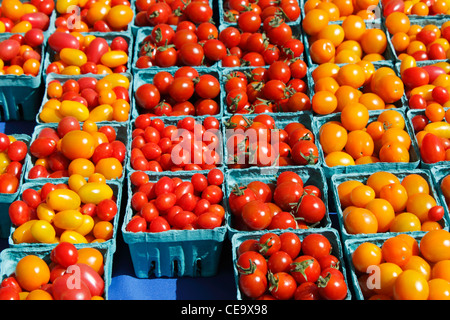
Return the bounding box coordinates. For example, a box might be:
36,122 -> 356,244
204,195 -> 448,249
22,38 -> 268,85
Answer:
221,112 -> 322,170
330,168 -> 450,242
35,72 -> 133,126
0,134 -> 31,238
406,108 -> 450,170
303,19 -> 397,69
0,33 -> 46,121
131,67 -> 223,120
43,31 -> 134,80
132,27 -> 220,75
225,166 -> 332,240
220,65 -> 313,117
0,242 -> 114,299
129,0 -> 216,37
24,122 -> 129,184
7,178 -> 124,254
127,116 -> 225,176
386,17 -> 450,63
231,227 -> 352,300
121,171 -> 228,278
343,232 -> 423,300
311,108 -> 421,180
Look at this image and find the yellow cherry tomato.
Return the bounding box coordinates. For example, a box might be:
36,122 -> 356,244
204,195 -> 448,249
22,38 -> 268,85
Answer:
325,151 -> 356,167
95,157 -> 123,180
59,100 -> 90,121
11,21 -> 32,33
56,0 -> 79,14
30,220 -> 56,243
0,152 -> 11,174
36,203 -> 55,223
77,182 -> 113,204
68,173 -> 87,192
60,130 -> 95,160
39,108 -> 64,123
12,220 -> 37,244
86,104 -> 114,122
59,230 -> 88,244
46,188 -> 81,211
60,66 -> 81,76
106,4 -> 133,29
60,48 -> 87,67
68,158 -> 96,177
100,51 -> 128,68
53,209 -> 84,230
424,122 -> 450,139
102,73 -> 130,89
74,214 -> 95,236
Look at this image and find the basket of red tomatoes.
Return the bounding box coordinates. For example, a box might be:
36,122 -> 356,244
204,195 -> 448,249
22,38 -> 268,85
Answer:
122,169 -> 228,278
231,228 -> 351,300
132,67 -> 222,118
225,166 -> 332,239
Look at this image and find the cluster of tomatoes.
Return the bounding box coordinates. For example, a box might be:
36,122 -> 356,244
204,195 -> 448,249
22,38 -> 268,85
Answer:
135,22 -> 224,68
134,0 -> 213,27
303,12 -> 389,65
236,231 -> 348,300
224,61 -> 309,114
229,170 -> 326,231
304,0 -> 380,20
130,115 -> 221,172
311,62 -> 404,115
9,176 -> 118,245
219,21 -> 302,68
54,0 -> 134,32
0,243 -> 106,300
0,134 -> 28,194
352,229 -> 450,300
39,74 -> 130,123
28,118 -> 126,180
0,29 -> 44,76
126,169 -> 225,232
222,0 -> 301,26
320,109 -> 413,167
46,31 -> 129,76
411,110 -> 450,164
338,171 -> 444,234
387,13 -> 450,61
401,62 -> 450,109
383,0 -> 450,17
225,114 -> 318,168
0,0 -> 53,32
134,68 -> 220,116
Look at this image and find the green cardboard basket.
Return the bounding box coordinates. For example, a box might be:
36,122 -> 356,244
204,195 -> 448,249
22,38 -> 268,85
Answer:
231,228 -> 352,300
121,171 -> 228,278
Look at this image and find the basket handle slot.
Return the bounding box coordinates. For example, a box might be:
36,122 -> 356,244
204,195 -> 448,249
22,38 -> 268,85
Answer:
147,260 -> 156,277
194,258 -> 202,277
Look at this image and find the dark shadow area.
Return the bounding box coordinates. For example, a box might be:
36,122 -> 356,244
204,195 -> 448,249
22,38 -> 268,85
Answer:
4,121 -> 36,136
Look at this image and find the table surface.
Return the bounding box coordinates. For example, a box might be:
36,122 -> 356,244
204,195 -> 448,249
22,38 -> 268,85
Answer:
0,120 -> 343,301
